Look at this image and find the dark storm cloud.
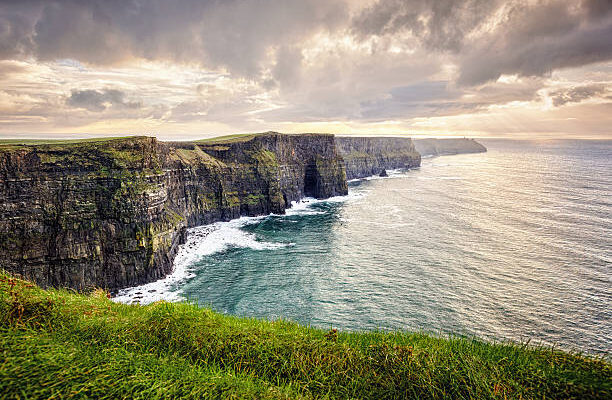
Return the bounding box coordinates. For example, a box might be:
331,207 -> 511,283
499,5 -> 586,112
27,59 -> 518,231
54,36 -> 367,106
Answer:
550,84 -> 608,106
1,0 -> 611,86
0,0 -> 347,77
351,0 -> 502,52
457,1 -> 612,85
66,89 -> 140,112
0,1 -> 40,60
351,0 -> 612,85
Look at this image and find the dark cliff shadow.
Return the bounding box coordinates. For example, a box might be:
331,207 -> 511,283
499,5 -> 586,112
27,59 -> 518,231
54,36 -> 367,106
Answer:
303,162 -> 318,198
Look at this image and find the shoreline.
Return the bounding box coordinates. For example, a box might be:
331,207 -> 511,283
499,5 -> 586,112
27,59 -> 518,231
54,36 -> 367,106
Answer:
112,156 -> 457,304
112,166 -> 418,304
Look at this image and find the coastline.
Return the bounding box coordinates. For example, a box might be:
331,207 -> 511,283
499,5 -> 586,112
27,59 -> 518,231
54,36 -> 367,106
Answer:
112,165 -> 417,304
113,149 -> 474,305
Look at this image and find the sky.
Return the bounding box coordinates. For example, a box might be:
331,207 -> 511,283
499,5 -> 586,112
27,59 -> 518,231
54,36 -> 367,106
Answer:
0,0 -> 611,140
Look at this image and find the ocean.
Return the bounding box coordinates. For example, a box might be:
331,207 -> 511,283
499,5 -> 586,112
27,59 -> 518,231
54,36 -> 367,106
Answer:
115,139 -> 611,355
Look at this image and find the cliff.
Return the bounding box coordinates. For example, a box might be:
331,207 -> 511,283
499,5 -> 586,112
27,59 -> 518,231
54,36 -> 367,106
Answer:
335,136 -> 421,179
414,138 -> 487,157
0,133 -> 488,292
0,133 -> 347,291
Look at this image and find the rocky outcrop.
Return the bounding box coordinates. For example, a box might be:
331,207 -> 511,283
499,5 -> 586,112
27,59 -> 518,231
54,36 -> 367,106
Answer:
0,133 -> 347,291
335,137 -> 421,180
414,138 -> 486,157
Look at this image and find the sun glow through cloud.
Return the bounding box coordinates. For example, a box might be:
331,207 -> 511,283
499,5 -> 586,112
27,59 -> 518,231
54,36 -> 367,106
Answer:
0,0 -> 610,140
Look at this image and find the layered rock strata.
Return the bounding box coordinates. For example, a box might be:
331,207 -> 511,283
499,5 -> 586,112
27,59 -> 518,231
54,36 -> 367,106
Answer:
335,137 -> 421,180
0,133 -> 347,291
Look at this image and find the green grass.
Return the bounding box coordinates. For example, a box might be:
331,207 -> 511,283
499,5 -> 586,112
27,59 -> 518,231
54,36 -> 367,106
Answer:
0,136 -> 140,146
195,133 -> 259,144
0,131 -> 328,147
0,133 -> 257,147
1,271 -> 610,399
192,131 -> 331,144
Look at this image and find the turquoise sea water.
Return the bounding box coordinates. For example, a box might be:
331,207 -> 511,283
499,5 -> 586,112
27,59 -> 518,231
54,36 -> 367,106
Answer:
116,139 -> 611,355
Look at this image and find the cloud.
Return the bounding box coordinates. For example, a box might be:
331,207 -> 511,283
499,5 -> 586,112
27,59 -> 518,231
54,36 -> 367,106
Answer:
0,1 -> 41,60
0,0 -> 611,138
583,0 -> 612,21
358,81 -> 458,120
350,0 -> 612,85
457,1 -> 612,84
0,60 -> 28,79
273,46 -> 304,89
355,77 -> 544,121
2,1 -> 611,89
550,84 -> 608,106
66,89 -> 140,112
351,0 -> 502,52
1,0 -> 347,78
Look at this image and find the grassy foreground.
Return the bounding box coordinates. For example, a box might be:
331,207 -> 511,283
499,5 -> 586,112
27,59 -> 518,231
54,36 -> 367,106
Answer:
0,272 -> 609,399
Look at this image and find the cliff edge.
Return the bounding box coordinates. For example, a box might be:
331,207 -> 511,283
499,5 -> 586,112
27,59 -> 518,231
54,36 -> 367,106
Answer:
0,133 -> 347,291
414,138 -> 487,157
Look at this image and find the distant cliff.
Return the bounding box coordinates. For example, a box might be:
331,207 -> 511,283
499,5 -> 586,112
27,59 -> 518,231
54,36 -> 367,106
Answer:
0,133 -> 347,291
414,138 -> 487,157
335,137 -> 421,179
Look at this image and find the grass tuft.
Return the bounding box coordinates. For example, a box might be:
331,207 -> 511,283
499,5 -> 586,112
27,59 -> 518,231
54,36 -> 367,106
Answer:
0,271 -> 610,399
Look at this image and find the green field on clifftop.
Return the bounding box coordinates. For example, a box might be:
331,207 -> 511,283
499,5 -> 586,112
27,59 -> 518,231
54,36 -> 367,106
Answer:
0,136 -> 140,146
0,271 -> 609,399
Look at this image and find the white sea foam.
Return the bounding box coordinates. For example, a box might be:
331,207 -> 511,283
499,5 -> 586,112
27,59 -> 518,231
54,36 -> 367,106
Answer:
113,187 -> 369,305
113,215 -> 292,305
285,191 -> 365,216
284,198 -> 326,215
348,168 -> 409,183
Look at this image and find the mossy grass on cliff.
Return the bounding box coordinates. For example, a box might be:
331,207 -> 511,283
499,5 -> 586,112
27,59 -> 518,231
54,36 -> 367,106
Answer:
0,271 -> 610,400
0,136 -> 141,147
0,136 -> 162,174
194,131 -> 333,146
195,133 -> 259,144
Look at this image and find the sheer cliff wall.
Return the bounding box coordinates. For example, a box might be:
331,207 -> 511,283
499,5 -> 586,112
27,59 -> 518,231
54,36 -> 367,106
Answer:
335,137 -> 421,179
414,138 -> 487,157
0,133 -> 347,291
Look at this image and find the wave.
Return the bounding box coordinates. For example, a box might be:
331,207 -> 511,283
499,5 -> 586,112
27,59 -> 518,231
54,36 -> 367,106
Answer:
284,198 -> 327,216
113,188 -> 369,305
288,191 -> 365,212
113,216 -> 293,305
347,168 -> 410,183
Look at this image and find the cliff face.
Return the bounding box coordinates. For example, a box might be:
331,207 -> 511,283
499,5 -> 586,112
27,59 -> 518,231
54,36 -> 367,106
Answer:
414,138 -> 487,157
335,137 -> 421,179
0,133 -> 347,291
